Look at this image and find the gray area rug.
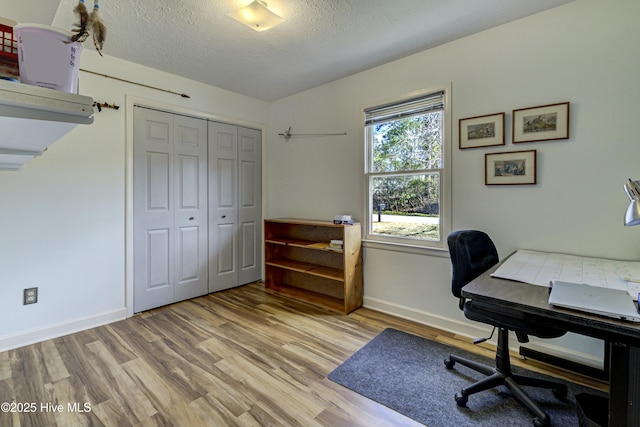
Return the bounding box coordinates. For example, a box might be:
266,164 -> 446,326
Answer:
328,328 -> 606,427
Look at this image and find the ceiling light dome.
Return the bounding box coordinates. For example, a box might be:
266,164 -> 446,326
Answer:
227,1 -> 284,32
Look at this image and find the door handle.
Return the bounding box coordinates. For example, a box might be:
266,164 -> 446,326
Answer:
222,215 -> 226,218
188,217 -> 194,220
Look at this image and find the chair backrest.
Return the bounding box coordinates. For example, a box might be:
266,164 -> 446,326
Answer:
447,230 -> 499,304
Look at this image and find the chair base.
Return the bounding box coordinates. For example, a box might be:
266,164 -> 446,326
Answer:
444,328 -> 568,427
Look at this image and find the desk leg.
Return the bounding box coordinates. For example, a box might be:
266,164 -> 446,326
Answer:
630,346 -> 640,426
609,342 -> 640,427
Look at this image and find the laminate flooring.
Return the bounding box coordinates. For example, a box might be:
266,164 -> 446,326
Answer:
0,282 -> 606,427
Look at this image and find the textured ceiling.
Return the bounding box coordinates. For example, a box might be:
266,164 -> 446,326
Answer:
2,0 -> 574,102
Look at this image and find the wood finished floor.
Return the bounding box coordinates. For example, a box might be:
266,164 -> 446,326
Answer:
0,282 -> 607,427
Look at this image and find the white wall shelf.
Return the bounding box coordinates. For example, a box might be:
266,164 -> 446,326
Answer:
0,80 -> 94,170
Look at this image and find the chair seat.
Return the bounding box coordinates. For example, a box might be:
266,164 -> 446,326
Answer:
464,300 -> 565,341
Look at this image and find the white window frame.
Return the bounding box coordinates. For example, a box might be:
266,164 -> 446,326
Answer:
363,85 -> 451,254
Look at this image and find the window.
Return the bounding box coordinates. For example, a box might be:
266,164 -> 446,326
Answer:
364,88 -> 450,250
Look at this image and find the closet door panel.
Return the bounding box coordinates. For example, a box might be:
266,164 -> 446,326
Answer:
173,115 -> 208,302
209,121 -> 239,291
134,108 -> 175,311
238,127 -> 262,284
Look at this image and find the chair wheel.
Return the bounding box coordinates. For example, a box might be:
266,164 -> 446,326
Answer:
454,392 -> 468,406
444,358 -> 455,369
552,385 -> 568,399
533,417 -> 549,427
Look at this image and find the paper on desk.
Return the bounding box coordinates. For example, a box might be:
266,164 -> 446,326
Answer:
491,249 -> 640,300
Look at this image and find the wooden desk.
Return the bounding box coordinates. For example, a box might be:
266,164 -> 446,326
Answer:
463,258 -> 640,427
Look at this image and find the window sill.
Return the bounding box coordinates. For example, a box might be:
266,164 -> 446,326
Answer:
362,239 -> 450,258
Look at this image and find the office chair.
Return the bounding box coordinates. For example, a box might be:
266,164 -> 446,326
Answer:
444,230 -> 568,427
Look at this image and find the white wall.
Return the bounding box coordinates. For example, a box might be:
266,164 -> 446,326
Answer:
2,0 -> 639,365
0,51 -> 268,350
267,0 -> 640,365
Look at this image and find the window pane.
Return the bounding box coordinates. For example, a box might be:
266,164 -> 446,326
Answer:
370,174 -> 440,241
371,112 -> 443,173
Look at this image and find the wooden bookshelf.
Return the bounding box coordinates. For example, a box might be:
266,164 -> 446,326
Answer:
264,218 -> 363,314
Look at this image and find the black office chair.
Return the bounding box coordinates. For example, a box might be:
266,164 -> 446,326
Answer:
444,230 -> 567,427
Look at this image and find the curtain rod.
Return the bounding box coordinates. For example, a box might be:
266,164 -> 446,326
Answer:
80,69 -> 191,99
279,126 -> 347,140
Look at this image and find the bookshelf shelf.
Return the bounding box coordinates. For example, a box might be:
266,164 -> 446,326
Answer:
264,218 -> 362,314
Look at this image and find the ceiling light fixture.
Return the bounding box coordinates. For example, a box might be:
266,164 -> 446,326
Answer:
227,1 -> 284,32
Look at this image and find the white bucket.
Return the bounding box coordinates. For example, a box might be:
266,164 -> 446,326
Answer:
14,24 -> 83,93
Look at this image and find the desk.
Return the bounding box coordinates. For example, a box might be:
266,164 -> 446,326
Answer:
463,257 -> 640,427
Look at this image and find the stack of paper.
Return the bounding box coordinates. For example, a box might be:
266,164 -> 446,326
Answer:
329,239 -> 344,250
491,249 -> 640,300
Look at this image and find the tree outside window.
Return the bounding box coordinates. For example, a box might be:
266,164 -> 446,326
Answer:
364,89 -> 449,248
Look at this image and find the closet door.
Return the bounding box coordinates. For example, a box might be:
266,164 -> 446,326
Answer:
133,107 -> 208,312
237,126 -> 262,285
208,121 -> 262,292
172,114 -> 209,302
208,121 -> 239,291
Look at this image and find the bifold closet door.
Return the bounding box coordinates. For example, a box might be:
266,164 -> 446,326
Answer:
208,121 -> 262,292
133,107 -> 208,312
237,126 -> 262,285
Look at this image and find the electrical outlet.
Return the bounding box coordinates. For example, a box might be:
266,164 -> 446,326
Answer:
23,287 -> 38,305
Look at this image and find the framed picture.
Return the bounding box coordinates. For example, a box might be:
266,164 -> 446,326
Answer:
459,112 -> 505,149
485,150 -> 537,185
512,102 -> 570,143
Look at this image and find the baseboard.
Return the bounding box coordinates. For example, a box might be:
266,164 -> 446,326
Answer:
0,309 -> 127,352
363,296 -> 604,370
519,346 -> 607,379
364,296 -> 489,339
517,340 -> 604,370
